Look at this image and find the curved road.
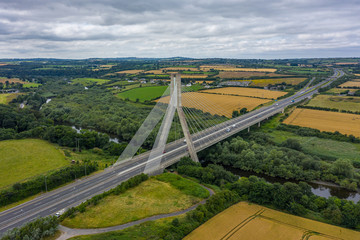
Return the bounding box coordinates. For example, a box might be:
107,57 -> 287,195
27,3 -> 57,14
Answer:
0,69 -> 344,235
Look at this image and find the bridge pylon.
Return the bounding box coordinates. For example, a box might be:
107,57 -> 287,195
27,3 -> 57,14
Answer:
172,73 -> 199,163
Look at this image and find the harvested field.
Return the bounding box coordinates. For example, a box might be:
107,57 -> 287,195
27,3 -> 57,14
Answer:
156,92 -> 269,118
0,78 -> 26,84
200,87 -> 287,99
354,74 -> 360,76
335,62 -> 359,65
185,202 -> 360,240
116,70 -> 144,74
144,70 -> 164,74
181,75 -> 208,79
162,67 -> 199,71
307,95 -> 360,112
284,108 -> 360,137
340,81 -> 360,88
200,65 -> 277,72
195,80 -> 214,84
217,71 -> 290,78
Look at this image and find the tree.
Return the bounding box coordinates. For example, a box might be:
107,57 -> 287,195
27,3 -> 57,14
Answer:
331,159 -> 354,178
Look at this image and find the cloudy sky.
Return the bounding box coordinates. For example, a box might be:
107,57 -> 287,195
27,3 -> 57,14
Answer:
0,0 -> 359,59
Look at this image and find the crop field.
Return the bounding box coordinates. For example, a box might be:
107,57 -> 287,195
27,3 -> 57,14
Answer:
340,81 -> 360,88
217,71 -> 290,78
200,65 -> 277,72
117,86 -> 168,102
0,139 -> 68,189
355,74 -> 360,76
62,174 -> 207,228
23,83 -> 42,88
115,70 -> 144,74
71,78 -> 110,86
144,70 -> 164,74
0,78 -> 27,84
185,202 -> 360,240
181,74 -> 208,79
307,95 -> 360,112
162,67 -> 199,71
325,88 -> 355,94
157,92 -> 270,118
195,80 -> 214,84
0,93 -> 20,104
284,108 -> 360,137
200,87 -> 287,99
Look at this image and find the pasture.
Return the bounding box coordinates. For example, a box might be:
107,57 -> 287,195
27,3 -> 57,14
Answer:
283,108 -> 360,137
200,87 -> 287,99
0,93 -> 20,104
162,67 -> 199,71
157,92 -> 269,118
185,202 -> 359,240
217,71 -> 290,78
340,81 -> 360,88
117,86 -> 168,102
200,65 -> 277,72
0,78 -> 25,84
23,83 -> 42,88
71,78 -> 110,86
245,78 -> 306,87
62,174 -> 208,228
306,95 -> 360,112
144,70 -> 164,74
0,139 -> 68,189
115,70 -> 144,74
325,88 -> 355,94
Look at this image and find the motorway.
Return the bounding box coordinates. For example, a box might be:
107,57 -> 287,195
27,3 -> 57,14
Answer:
0,69 -> 344,234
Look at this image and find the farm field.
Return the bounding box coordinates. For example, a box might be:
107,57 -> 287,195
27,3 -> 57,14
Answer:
117,86 -> 168,102
195,80 -> 214,84
0,93 -> 20,104
268,130 -> 360,163
181,74 -> 208,79
217,71 -> 290,78
355,74 -> 360,76
115,69 -> 144,74
162,67 -> 199,71
157,92 -> 270,118
251,78 -> 306,86
325,88 -> 355,94
144,70 -> 164,74
0,139 -> 68,189
23,83 -> 41,88
340,81 -> 360,88
306,95 -> 360,112
71,78 -> 110,86
0,77 -> 25,84
62,173 -> 208,228
200,65 -> 277,72
200,87 -> 287,99
283,108 -> 360,137
185,202 -> 360,240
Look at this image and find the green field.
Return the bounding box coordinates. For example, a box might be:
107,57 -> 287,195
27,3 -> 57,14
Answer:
0,139 -> 69,189
69,215 -> 183,240
306,94 -> 360,112
0,93 -> 18,104
71,78 -> 110,86
23,83 -> 42,88
325,88 -> 354,94
269,130 -> 360,163
62,173 -> 208,228
117,86 -> 168,102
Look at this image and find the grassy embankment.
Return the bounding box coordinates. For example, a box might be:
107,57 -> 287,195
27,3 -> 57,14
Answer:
0,139 -> 69,189
62,173 -> 209,228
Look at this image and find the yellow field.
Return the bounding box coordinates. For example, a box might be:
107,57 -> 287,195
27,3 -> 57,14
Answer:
0,93 -> 21,104
185,202 -> 360,240
217,71 -> 290,78
200,65 -> 276,72
156,92 -> 269,118
162,67 -> 199,71
195,80 -> 214,84
245,78 -> 306,87
340,81 -> 360,88
181,75 -> 208,79
99,65 -> 114,69
335,62 -> 359,65
284,108 -> 360,137
354,74 -> 360,76
200,87 -> 287,99
0,78 -> 26,84
144,70 -> 164,74
116,70 -> 144,74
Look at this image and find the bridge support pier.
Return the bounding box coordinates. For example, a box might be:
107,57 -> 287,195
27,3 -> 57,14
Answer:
258,122 -> 261,127
248,126 -> 250,132
282,108 -> 284,113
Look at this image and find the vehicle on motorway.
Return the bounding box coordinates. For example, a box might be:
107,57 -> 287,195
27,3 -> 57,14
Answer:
226,127 -> 231,132
232,124 -> 236,128
291,100 -> 295,103
183,139 -> 187,143
55,209 -> 65,217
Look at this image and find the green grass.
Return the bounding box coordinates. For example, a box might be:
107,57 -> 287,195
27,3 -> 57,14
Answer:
306,94 -> 360,112
71,78 -> 110,86
182,83 -> 204,92
268,130 -> 360,163
69,215 -> 184,240
325,88 -> 353,95
62,174 -> 205,228
117,86 -> 168,102
23,83 -> 42,88
0,93 -> 18,104
0,139 -> 69,189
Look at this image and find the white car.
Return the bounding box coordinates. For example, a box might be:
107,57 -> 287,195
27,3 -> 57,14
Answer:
226,128 -> 231,132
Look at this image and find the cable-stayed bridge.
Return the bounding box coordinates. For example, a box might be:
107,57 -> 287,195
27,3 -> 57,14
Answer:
0,69 -> 344,234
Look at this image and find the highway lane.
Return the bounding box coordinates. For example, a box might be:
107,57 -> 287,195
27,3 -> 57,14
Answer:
0,69 -> 343,234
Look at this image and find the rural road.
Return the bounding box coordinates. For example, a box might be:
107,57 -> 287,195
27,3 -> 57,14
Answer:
0,69 -> 344,235
56,185 -> 214,240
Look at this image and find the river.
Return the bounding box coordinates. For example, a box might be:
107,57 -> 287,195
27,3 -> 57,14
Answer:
225,166 -> 360,203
